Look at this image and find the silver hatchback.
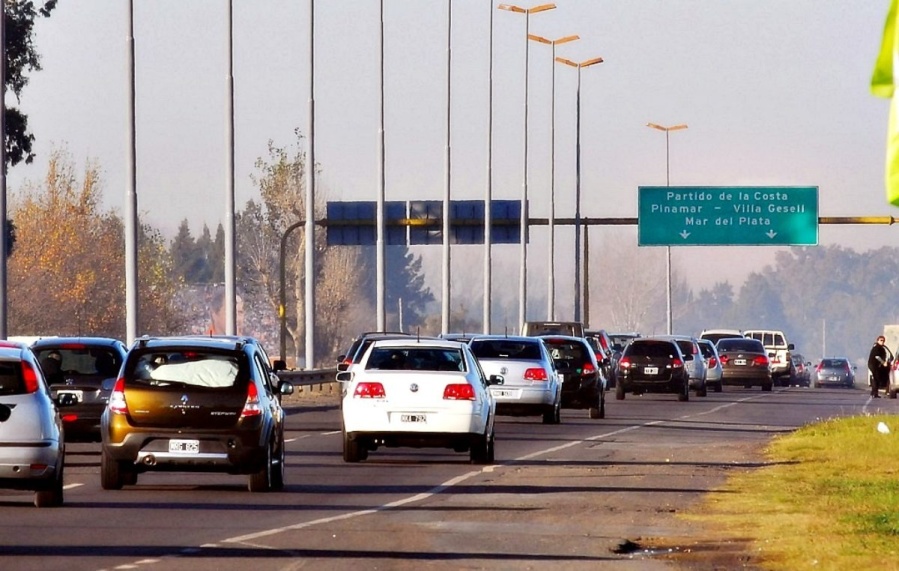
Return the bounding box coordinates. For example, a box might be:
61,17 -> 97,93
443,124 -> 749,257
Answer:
469,336 -> 562,424
0,342 -> 74,507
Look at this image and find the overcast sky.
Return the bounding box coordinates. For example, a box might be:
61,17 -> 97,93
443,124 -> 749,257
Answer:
7,1 -> 897,315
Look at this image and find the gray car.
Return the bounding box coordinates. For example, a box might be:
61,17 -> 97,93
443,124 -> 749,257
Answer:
469,336 -> 562,424
0,341 -> 75,507
697,339 -> 723,393
813,358 -> 856,389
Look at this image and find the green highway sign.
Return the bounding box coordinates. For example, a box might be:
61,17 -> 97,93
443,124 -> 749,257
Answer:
637,186 -> 819,246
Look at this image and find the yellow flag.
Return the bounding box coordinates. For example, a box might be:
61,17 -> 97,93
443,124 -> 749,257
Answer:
873,0 -> 899,206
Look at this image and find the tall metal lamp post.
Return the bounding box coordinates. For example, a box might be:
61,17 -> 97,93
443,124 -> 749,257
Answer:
498,2 -> 556,331
646,122 -> 687,335
555,55 -> 603,323
529,33 -> 578,321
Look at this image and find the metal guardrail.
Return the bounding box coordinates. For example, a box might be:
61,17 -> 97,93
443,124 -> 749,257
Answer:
276,368 -> 338,387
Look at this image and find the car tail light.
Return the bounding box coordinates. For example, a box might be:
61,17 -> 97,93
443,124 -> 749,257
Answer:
670,358 -> 684,369
581,363 -> 596,375
708,357 -> 719,368
524,368 -> 548,381
21,362 -> 39,393
719,355 -> 730,365
240,382 -> 263,418
61,413 -> 79,423
354,382 -> 386,398
444,383 -> 476,400
753,355 -> 769,367
618,357 -> 632,369
108,378 -> 128,414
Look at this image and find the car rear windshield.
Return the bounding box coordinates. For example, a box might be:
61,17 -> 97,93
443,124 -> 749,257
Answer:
365,347 -> 465,372
470,340 -> 542,360
821,359 -> 849,369
626,341 -> 678,358
0,361 -> 27,395
129,350 -> 244,388
543,340 -> 589,362
34,347 -> 121,377
717,339 -> 765,352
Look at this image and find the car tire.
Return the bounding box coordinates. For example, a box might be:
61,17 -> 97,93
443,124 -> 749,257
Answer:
597,391 -> 606,419
272,438 -> 286,491
762,382 -> 773,392
100,448 -> 126,490
248,440 -> 274,493
543,399 -> 561,424
713,381 -> 723,393
678,380 -> 690,402
343,427 -> 365,463
697,383 -> 708,397
470,428 -> 494,465
34,462 -> 64,508
615,383 -> 626,401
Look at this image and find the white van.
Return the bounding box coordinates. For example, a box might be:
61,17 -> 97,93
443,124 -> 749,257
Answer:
742,329 -> 794,383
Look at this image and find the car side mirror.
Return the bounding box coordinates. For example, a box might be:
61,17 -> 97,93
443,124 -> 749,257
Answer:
272,359 -> 287,372
337,363 -> 349,372
278,380 -> 295,395
788,343 -> 795,350
336,371 -> 352,383
488,374 -> 504,386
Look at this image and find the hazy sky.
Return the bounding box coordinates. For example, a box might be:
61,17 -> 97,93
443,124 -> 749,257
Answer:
7,0 -> 897,316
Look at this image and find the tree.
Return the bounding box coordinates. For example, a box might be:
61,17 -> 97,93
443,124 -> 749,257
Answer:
5,1 -> 57,168
8,149 -> 185,338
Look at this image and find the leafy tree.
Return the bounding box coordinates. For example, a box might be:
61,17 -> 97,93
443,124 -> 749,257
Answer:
8,149 -> 185,338
5,1 -> 57,167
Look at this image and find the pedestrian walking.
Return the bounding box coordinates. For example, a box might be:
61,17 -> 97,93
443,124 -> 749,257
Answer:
868,335 -> 893,397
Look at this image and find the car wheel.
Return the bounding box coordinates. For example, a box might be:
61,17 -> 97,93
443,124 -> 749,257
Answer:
697,383 -> 708,397
678,380 -> 690,402
343,426 -> 365,463
100,448 -> 125,490
470,428 -> 494,465
597,391 -> 606,419
271,437 -> 286,491
248,438 -> 275,493
543,399 -> 561,424
34,462 -> 64,508
713,381 -> 723,393
615,383 -> 626,401
762,382 -> 773,392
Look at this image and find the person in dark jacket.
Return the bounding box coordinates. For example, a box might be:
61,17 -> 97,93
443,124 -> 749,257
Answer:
868,336 -> 893,397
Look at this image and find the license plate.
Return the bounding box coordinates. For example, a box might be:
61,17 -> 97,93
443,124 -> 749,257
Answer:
58,389 -> 83,403
644,366 -> 659,375
491,389 -> 518,398
169,439 -> 200,454
735,359 -> 747,366
401,414 -> 427,423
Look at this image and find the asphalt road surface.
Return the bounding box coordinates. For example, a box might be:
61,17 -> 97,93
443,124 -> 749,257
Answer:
0,385 -> 889,571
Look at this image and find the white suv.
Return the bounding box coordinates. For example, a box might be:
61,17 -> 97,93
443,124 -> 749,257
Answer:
742,329 -> 794,383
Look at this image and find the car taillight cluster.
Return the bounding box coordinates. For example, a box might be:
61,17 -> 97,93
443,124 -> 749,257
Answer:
753,356 -> 769,367
524,368 -> 549,381
443,384 -> 476,400
708,357 -> 719,368
354,382 -> 386,398
670,358 -> 684,369
618,357 -> 632,369
581,363 -> 596,375
108,378 -> 128,414
20,362 -> 39,394
240,382 -> 263,418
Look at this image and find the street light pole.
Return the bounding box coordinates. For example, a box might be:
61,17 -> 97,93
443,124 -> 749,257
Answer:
556,55 -> 603,323
498,2 -> 556,332
646,122 -> 688,335
529,33 -> 578,321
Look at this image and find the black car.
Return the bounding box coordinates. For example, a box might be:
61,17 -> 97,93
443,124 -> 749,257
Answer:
100,335 -> 294,492
616,337 -> 691,401
538,335 -> 605,419
336,332 -> 416,372
31,337 -> 128,442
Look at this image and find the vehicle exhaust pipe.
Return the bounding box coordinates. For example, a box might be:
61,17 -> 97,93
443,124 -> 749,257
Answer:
143,454 -> 156,466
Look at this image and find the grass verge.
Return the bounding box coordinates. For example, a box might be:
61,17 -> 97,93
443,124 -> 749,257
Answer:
684,414 -> 899,570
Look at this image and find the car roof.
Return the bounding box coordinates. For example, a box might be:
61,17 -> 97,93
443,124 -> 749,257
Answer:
470,335 -> 540,343
368,338 -> 467,349
131,335 -> 261,351
31,336 -> 125,349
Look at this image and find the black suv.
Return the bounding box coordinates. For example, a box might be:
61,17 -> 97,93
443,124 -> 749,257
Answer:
32,337 -> 128,442
616,337 -> 691,401
538,335 -> 605,419
100,336 -> 294,492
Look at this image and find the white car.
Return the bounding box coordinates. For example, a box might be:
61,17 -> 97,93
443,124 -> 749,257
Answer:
338,338 -> 500,464
0,341 -> 74,507
697,339 -> 723,392
469,335 -> 562,424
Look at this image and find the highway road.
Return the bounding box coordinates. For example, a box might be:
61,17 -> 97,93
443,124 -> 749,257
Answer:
0,385 -> 890,570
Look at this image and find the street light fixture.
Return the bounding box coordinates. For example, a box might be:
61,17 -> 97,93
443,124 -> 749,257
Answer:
646,122 -> 688,335
498,2 -> 556,331
529,32 -> 578,321
556,55 -> 603,323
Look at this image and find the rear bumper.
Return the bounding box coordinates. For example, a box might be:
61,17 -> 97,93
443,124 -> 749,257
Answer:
620,376 -> 686,394
346,430 -> 483,451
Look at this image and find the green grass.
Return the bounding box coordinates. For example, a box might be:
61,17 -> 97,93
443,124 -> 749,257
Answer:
685,415 -> 899,570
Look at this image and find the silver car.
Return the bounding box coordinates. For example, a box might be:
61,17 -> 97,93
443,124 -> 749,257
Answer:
469,336 -> 562,424
0,342 -> 74,507
697,339 -> 723,392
